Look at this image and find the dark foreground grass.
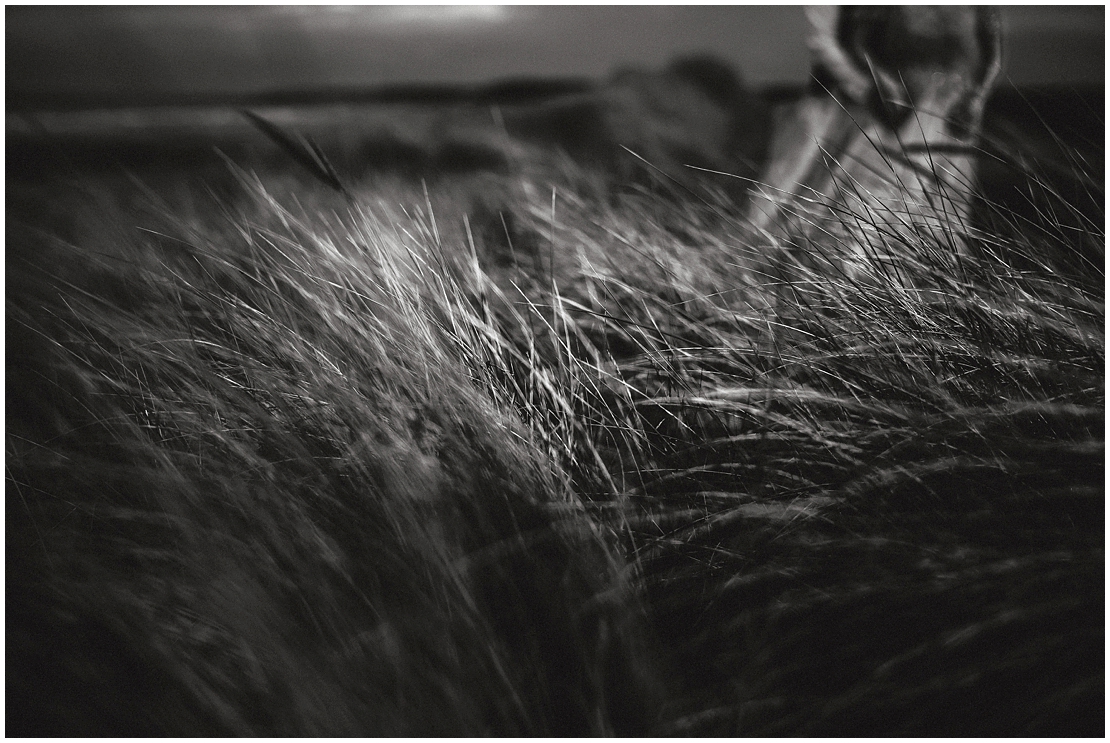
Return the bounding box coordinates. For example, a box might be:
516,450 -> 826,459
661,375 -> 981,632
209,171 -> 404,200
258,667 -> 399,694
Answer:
6,128 -> 1104,735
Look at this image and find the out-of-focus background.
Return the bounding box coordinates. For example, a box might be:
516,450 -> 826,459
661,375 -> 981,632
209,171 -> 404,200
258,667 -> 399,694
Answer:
7,4 -> 1103,230
7,5 -> 1105,109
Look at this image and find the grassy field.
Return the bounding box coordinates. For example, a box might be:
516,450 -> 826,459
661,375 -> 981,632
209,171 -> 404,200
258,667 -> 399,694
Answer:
6,90 -> 1104,735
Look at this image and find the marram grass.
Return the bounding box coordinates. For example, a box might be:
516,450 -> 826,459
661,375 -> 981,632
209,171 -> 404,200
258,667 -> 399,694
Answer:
7,135 -> 1103,735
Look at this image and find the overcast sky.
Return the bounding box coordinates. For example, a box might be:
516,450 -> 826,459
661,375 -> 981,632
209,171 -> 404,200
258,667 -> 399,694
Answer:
7,6 -> 1105,106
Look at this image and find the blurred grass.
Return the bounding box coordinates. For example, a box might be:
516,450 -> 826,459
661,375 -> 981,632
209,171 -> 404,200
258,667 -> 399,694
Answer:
6,99 -> 1104,735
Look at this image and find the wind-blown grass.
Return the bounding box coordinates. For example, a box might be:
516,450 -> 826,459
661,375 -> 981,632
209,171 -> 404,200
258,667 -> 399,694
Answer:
7,117 -> 1103,735
8,168 -> 658,735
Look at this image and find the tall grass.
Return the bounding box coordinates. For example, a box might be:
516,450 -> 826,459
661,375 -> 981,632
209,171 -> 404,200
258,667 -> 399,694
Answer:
7,118 -> 1103,735
7,167 -> 658,735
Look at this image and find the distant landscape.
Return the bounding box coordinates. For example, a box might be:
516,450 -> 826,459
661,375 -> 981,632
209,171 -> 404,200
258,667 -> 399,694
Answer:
6,6 -> 1104,110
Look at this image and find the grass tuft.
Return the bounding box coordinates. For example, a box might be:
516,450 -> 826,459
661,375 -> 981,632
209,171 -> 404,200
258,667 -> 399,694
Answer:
7,103 -> 1103,735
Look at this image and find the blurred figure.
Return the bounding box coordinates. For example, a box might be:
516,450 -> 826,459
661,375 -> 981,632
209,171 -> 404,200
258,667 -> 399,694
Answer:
748,6 -> 1002,281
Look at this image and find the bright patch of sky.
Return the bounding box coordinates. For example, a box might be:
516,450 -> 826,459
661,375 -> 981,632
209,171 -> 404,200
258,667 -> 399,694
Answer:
289,5 -> 513,31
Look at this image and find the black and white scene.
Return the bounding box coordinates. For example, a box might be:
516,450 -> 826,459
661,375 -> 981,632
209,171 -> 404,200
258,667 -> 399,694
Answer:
7,5 -> 1104,736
